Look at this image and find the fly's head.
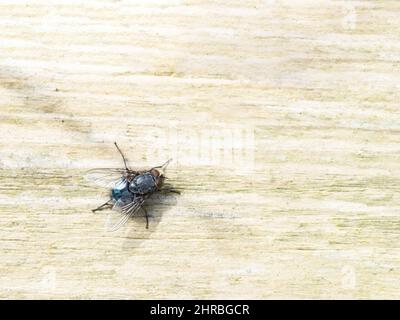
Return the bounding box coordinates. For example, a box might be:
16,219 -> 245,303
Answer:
151,158 -> 172,190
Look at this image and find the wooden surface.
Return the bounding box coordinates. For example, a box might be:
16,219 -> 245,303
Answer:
1,0 -> 400,299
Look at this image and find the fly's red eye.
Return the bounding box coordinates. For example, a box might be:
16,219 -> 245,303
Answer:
150,168 -> 160,177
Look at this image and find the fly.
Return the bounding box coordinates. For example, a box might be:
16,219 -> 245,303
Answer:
86,142 -> 179,231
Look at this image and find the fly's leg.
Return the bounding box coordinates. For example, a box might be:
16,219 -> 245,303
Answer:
141,206 -> 149,229
92,200 -> 113,212
152,158 -> 172,170
114,142 -> 129,171
160,188 -> 181,195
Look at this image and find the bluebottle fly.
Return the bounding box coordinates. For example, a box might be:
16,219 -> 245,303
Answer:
86,142 -> 179,231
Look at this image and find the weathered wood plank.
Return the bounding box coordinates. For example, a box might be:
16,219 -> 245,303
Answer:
0,0 -> 400,299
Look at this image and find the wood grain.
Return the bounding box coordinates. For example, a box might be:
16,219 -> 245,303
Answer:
0,0 -> 400,299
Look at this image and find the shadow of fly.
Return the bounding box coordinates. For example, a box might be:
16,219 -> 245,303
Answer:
86,142 -> 179,231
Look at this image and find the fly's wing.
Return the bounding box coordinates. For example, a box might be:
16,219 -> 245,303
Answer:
85,168 -> 137,188
105,196 -> 145,232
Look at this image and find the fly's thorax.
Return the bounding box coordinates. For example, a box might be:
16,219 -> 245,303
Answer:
128,171 -> 158,195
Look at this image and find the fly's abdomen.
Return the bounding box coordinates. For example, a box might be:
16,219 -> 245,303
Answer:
128,172 -> 156,195
111,178 -> 134,204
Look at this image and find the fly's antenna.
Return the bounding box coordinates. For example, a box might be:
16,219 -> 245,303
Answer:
114,142 -> 129,170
